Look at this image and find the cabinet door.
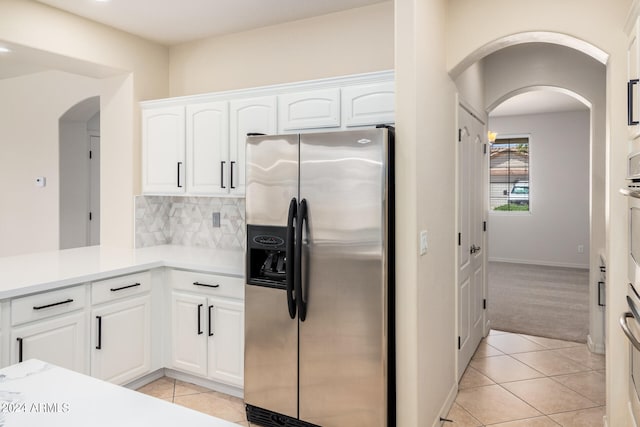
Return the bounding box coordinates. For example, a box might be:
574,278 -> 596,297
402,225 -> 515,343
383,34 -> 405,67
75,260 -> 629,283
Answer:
11,312 -> 87,374
630,18 -> 640,139
342,82 -> 395,127
171,292 -> 208,376
207,297 -> 244,387
278,89 -> 340,131
186,102 -> 230,195
142,106 -> 186,194
230,97 -> 277,195
91,295 -> 151,385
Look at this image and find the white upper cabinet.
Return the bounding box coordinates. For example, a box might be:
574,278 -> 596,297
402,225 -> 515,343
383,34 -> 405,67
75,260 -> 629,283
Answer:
278,88 -> 340,131
186,102 -> 230,195
141,72 -> 394,196
342,81 -> 395,127
629,16 -> 640,139
230,96 -> 277,196
142,106 -> 186,194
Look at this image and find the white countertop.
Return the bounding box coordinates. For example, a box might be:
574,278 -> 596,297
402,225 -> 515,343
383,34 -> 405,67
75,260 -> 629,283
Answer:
0,359 -> 241,426
0,245 -> 244,299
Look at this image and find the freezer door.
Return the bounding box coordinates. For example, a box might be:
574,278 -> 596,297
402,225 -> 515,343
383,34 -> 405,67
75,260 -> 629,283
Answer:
244,285 -> 298,417
246,134 -> 299,226
298,129 -> 389,427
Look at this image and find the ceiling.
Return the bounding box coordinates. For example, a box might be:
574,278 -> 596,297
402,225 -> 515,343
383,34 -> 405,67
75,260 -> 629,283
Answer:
490,91 -> 589,117
35,0 -> 388,46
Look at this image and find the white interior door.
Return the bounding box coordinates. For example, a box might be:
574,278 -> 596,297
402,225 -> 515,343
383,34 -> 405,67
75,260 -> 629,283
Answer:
88,135 -> 100,246
457,105 -> 486,379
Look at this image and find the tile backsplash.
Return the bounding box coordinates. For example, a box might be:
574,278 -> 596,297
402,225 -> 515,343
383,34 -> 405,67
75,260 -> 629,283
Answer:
135,196 -> 245,250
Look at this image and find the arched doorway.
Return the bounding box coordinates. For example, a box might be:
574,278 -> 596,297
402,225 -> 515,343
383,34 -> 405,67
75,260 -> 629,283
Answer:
59,96 -> 100,249
454,39 -> 607,371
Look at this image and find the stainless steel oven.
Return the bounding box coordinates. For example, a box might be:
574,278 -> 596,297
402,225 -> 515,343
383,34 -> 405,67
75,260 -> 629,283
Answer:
620,152 -> 640,424
620,284 -> 640,421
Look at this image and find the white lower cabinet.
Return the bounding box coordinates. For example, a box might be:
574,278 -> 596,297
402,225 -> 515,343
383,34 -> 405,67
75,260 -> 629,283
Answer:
91,295 -> 151,385
171,290 -> 244,387
11,311 -> 87,374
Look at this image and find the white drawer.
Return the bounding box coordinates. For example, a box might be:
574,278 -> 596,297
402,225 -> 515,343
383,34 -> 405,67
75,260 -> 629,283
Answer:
168,269 -> 244,300
12,285 -> 87,326
91,271 -> 151,305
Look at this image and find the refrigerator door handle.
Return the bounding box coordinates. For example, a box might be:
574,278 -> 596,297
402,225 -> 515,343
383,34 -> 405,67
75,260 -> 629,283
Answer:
286,197 -> 297,319
296,198 -> 308,322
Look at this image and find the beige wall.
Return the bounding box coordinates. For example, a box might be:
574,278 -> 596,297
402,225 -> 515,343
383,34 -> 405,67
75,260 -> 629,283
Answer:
0,0 -> 169,251
168,1 -> 394,96
395,0 -> 458,425
0,71 -> 101,256
446,1 -> 629,425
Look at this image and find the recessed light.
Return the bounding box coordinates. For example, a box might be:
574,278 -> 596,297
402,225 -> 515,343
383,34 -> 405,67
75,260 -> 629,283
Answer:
0,47 -> 11,53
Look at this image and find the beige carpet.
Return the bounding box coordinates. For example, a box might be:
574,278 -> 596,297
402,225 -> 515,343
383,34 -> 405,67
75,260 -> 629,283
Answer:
488,262 -> 589,343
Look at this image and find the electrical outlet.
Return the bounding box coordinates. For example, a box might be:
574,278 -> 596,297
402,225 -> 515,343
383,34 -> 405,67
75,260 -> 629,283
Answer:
578,245 -> 584,254
212,212 -> 221,227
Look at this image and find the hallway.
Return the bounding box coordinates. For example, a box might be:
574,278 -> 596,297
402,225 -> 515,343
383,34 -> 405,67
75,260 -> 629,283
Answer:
448,330 -> 605,426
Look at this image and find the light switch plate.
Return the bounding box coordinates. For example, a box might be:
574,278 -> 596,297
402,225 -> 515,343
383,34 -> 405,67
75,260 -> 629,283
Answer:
419,230 -> 428,255
212,212 -> 221,227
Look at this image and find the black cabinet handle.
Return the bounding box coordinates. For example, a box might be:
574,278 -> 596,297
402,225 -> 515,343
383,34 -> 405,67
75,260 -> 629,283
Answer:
33,298 -> 74,310
17,338 -> 23,363
193,281 -> 220,288
286,197 -> 297,319
96,316 -> 102,350
177,162 -> 183,188
600,266 -> 606,273
208,305 -> 214,336
197,304 -> 203,335
629,79 -> 639,126
221,161 -> 226,189
110,283 -> 141,292
598,281 -> 605,307
230,161 -> 236,189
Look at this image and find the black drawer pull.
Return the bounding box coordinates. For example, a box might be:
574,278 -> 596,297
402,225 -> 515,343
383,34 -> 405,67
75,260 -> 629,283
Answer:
96,316 -> 102,350
193,281 -> 220,288
17,337 -> 23,363
33,298 -> 74,310
197,304 -> 203,335
110,283 -> 141,292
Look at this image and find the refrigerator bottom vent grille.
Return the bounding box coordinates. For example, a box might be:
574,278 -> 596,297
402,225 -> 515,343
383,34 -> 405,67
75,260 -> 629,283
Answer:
246,404 -> 320,427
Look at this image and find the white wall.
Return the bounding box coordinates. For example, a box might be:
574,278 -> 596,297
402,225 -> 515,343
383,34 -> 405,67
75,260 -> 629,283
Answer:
0,71 -> 101,257
168,1 -> 394,96
488,110 -> 590,268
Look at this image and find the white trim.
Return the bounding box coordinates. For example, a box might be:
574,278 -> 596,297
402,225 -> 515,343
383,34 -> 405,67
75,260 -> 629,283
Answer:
123,368 -> 165,390
141,70 -> 394,108
587,333 -> 606,354
164,368 -> 243,398
432,381 -> 458,427
488,256 -> 589,270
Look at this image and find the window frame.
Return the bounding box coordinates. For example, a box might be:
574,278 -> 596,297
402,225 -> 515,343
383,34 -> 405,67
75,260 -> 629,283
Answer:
488,134 -> 532,215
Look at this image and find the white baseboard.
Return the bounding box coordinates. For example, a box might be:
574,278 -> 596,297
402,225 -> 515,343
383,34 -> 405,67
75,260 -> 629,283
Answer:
124,369 -> 166,390
431,380 -> 458,427
488,257 -> 589,269
164,368 -> 243,399
587,334 -> 606,354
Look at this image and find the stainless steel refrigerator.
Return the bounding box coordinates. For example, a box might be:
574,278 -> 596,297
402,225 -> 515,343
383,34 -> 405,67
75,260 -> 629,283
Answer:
244,127 -> 395,427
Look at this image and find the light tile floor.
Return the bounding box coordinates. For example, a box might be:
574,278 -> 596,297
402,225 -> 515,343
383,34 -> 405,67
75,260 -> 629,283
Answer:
447,330 -> 606,427
135,330 -> 605,427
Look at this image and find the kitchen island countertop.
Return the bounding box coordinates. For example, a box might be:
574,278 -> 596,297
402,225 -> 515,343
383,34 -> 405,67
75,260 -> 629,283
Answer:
0,245 -> 244,299
0,359 -> 241,426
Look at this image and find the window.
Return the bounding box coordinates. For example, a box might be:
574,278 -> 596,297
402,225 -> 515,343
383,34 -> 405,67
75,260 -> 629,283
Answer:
489,137 -> 529,212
